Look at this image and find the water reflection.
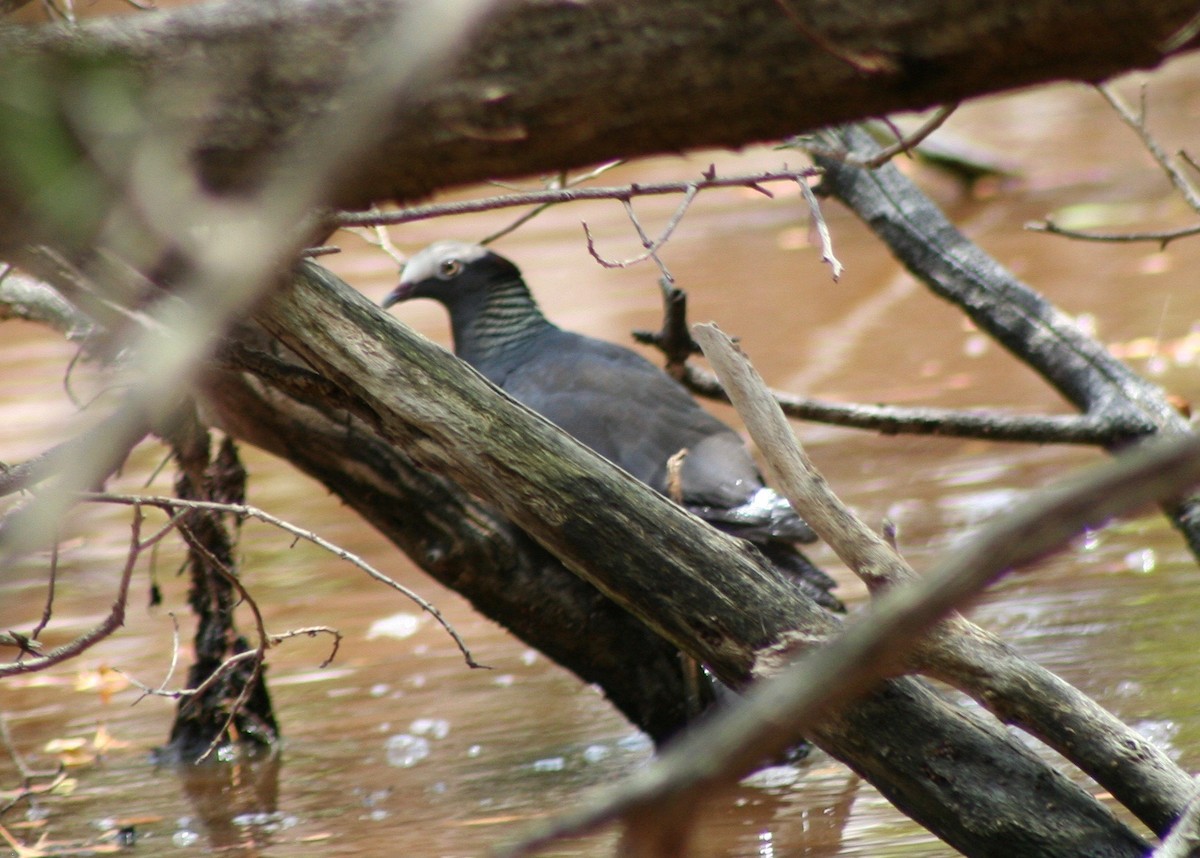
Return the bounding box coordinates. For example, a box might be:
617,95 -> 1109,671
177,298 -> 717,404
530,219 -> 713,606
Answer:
169,750 -> 283,851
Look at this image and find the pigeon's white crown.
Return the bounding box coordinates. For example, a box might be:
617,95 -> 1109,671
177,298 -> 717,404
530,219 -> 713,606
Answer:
400,241 -> 491,285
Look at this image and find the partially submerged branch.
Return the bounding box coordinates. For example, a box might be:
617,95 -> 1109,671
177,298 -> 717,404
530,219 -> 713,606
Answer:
504,402 -> 1200,857
813,124 -> 1200,557
231,262 -> 1153,856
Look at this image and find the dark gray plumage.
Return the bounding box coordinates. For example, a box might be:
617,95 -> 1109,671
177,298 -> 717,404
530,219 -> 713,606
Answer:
383,241 -> 839,609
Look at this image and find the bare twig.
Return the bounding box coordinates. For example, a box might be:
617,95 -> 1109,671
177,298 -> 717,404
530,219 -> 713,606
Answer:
617,198 -> 677,282
795,176 -> 842,280
1027,84 -> 1200,246
1098,83 -> 1200,213
582,186 -> 699,274
123,611 -> 183,704
27,538 -> 57,647
694,324 -> 915,594
678,363 -> 1151,444
269,626 -> 343,668
1026,219 -> 1200,247
0,505 -> 142,677
167,650 -> 258,705
345,220 -> 407,267
480,160 -> 626,245
796,104 -> 959,169
82,492 -> 484,669
123,623 -> 341,704
333,168 -> 821,229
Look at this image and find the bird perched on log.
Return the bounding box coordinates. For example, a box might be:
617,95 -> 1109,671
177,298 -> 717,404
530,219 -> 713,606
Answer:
383,241 -> 840,610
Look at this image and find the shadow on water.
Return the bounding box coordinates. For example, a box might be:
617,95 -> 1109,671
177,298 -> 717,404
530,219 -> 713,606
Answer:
3,51 -> 1200,857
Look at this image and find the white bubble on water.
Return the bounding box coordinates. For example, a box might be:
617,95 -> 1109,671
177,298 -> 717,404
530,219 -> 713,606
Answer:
385,733 -> 431,768
172,830 -> 200,848
410,717 -> 450,739
530,756 -> 565,772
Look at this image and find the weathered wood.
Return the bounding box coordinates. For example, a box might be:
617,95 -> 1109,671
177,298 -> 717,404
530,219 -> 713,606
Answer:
934,624 -> 1199,836
255,262 -> 842,685
202,365 -> 707,743
229,261 -> 1150,856
815,679 -> 1148,858
696,318 -> 1199,836
809,126 -> 1200,835
814,126 -> 1193,434
812,123 -> 1200,594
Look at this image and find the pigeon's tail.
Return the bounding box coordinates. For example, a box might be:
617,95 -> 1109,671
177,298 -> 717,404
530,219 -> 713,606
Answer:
687,487 -> 817,543
688,488 -> 842,611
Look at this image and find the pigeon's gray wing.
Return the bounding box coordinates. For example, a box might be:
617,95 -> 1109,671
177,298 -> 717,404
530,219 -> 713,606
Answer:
496,330 -> 815,543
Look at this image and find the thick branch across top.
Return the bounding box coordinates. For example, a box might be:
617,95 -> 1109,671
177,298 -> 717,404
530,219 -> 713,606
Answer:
0,0 -> 1198,254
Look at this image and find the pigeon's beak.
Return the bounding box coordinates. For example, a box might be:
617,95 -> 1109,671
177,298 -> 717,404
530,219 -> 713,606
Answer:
381,280 -> 414,309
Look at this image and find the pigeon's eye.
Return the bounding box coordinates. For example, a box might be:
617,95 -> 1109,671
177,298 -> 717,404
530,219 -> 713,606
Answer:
438,259 -> 463,279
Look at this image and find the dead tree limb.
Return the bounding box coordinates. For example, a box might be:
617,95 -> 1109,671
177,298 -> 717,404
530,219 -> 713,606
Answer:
694,322 -> 1198,837
201,362 -> 709,744
811,125 -> 1200,557
501,426 -> 1200,856
207,260 -> 1154,857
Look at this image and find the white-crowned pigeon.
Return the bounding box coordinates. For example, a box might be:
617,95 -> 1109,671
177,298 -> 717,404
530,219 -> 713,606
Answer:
383,241 -> 840,610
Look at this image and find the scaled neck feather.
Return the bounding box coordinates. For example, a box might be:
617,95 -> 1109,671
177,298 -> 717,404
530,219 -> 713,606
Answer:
452,276 -> 554,367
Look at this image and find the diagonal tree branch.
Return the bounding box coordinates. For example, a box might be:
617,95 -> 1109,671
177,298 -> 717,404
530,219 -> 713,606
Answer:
234,261 -> 1153,857
812,124 -> 1200,556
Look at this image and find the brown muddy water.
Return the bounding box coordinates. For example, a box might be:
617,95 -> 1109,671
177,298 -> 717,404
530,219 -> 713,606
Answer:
5,54 -> 1200,858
